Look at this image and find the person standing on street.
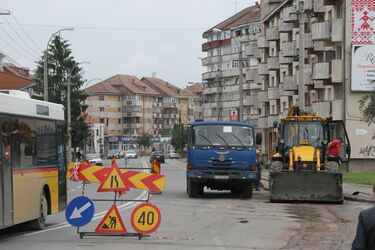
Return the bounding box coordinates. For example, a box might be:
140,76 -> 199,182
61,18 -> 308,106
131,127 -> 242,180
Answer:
327,137 -> 341,164
352,181 -> 375,250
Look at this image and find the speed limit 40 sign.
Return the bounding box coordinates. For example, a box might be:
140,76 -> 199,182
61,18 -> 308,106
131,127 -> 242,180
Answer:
131,203 -> 161,234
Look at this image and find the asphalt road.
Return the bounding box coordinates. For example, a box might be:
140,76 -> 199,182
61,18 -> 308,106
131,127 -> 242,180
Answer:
0,157 -> 371,250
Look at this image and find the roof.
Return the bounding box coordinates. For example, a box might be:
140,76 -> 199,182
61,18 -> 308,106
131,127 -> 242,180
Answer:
0,71 -> 34,90
85,74 -> 160,96
185,83 -> 204,94
203,5 -> 261,38
191,121 -> 255,127
262,0 -> 289,23
142,77 -> 180,97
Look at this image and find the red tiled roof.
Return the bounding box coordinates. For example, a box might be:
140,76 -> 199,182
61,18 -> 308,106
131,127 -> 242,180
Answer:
0,71 -> 34,90
185,83 -> 204,94
141,77 -> 181,97
3,63 -> 30,78
203,5 -> 261,38
85,74 -> 160,96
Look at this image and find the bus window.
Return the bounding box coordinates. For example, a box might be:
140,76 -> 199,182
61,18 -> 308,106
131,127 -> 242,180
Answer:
36,120 -> 57,166
18,118 -> 37,168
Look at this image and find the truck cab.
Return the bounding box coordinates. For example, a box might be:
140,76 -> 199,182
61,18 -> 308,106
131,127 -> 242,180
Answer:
186,121 -> 262,198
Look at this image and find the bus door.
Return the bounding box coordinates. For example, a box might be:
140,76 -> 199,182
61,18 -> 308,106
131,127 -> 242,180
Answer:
0,118 -> 13,227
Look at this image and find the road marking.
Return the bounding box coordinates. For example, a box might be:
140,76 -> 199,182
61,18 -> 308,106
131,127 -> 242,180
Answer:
23,159 -> 150,237
167,159 -> 186,170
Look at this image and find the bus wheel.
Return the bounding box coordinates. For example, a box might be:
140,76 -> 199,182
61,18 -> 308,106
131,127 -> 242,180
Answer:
31,192 -> 48,230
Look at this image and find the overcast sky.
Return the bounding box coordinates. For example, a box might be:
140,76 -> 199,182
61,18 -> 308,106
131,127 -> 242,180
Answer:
0,0 -> 256,89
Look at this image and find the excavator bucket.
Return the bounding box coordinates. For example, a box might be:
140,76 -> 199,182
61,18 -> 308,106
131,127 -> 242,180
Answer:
269,171 -> 343,203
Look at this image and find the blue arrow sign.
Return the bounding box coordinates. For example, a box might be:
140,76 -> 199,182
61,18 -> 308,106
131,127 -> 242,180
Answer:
65,196 -> 95,227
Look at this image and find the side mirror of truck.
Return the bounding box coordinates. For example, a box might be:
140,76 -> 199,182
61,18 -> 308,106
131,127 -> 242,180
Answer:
256,132 -> 262,145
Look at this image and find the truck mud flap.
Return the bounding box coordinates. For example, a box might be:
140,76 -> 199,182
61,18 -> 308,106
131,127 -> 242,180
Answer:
269,171 -> 343,203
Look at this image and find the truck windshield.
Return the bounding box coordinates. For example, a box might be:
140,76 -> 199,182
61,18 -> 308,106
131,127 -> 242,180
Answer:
193,125 -> 254,147
284,121 -> 324,147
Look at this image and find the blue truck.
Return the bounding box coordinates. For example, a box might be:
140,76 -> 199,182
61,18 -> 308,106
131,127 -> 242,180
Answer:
186,121 -> 262,198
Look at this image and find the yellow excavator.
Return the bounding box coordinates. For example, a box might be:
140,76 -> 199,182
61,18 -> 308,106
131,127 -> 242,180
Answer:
269,106 -> 351,203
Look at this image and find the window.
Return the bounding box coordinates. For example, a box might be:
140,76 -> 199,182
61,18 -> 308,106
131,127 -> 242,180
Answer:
36,120 -> 57,166
100,118 -> 105,124
99,107 -> 105,112
118,108 -> 121,112
99,96 -> 104,101
118,119 -> 121,124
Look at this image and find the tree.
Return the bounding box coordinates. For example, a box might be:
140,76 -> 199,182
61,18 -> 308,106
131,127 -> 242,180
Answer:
171,124 -> 187,151
359,91 -> 375,138
33,35 -> 89,149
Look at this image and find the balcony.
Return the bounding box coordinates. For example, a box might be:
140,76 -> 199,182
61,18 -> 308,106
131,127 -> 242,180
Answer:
164,102 -> 179,108
164,113 -> 179,119
249,83 -> 261,90
283,75 -> 297,90
304,33 -> 313,48
331,59 -> 343,83
258,91 -> 268,102
268,115 -> 279,128
267,57 -> 280,70
153,113 -> 161,118
312,21 -> 331,41
245,43 -> 257,56
202,71 -> 222,80
268,87 -> 280,100
311,101 -> 331,117
258,63 -> 268,75
202,38 -> 231,52
279,22 -> 294,32
257,117 -> 268,129
245,95 -> 258,106
257,36 -> 268,48
153,124 -> 162,129
332,19 -> 343,42
266,26 -> 279,41
279,52 -> 294,64
201,56 -> 222,66
283,6 -> 298,23
203,86 -> 218,95
124,124 -> 142,129
314,0 -> 325,13
281,41 -> 297,57
152,107 -> 161,113
123,105 -> 141,112
246,68 -> 258,81
304,0 -> 313,11
312,62 -> 330,80
222,68 -> 240,77
304,66 -> 313,85
279,84 -> 294,96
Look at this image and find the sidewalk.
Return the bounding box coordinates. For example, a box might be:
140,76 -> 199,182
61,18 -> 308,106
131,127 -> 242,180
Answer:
261,170 -> 374,203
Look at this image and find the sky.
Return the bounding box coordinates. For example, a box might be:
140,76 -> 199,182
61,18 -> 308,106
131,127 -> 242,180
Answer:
0,0 -> 256,89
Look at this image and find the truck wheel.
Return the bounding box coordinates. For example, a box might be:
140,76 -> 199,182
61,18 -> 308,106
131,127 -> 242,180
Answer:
242,183 -> 253,199
187,180 -> 199,198
30,192 -> 48,230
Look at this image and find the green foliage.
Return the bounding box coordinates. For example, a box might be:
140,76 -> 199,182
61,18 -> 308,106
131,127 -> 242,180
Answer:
359,91 -> 375,125
137,134 -> 152,147
171,124 -> 187,151
33,35 -> 89,148
343,172 -> 375,185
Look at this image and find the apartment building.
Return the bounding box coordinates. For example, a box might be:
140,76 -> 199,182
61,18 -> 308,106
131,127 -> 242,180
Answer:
201,4 -> 261,122
185,83 -> 204,122
202,1 -> 375,170
85,74 -> 203,152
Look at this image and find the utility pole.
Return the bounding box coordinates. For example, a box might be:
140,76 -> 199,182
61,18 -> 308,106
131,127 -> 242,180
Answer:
216,72 -> 221,121
298,0 -> 305,110
67,75 -> 72,163
238,43 -> 244,122
44,50 -> 48,101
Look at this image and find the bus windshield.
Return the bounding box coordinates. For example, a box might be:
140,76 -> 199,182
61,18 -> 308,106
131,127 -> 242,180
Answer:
284,121 -> 324,147
193,125 -> 254,147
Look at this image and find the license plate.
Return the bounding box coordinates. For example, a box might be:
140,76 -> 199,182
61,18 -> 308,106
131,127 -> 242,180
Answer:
214,175 -> 229,179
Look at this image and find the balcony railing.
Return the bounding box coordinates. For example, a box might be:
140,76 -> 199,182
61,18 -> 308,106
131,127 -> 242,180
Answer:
332,19 -> 343,42
283,75 -> 297,90
268,87 -> 280,100
281,41 -> 297,57
201,56 -> 222,66
331,59 -> 343,83
245,95 -> 258,106
311,101 -> 331,117
312,21 -> 331,41
245,43 -> 257,56
266,26 -> 279,41
279,84 -> 294,96
258,63 -> 269,75
283,6 -> 298,23
258,91 -> 268,102
257,36 -> 268,48
246,68 -> 258,81
164,102 -> 179,108
279,21 -> 294,32
123,105 -> 141,112
267,57 -> 280,70
279,51 -> 294,64
312,62 -> 330,80
202,71 -> 222,80
249,83 -> 261,90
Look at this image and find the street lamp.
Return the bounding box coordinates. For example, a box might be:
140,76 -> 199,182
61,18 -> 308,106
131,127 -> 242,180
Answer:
83,77 -> 101,89
67,61 -> 90,163
212,28 -> 244,122
44,27 -> 74,101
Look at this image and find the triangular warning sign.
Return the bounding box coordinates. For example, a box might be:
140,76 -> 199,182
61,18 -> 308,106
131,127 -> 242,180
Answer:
97,162 -> 129,192
95,204 -> 127,233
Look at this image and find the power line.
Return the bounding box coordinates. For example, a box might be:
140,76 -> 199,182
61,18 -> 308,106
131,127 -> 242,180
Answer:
1,22 -> 207,31
0,33 -> 35,61
1,14 -> 42,56
10,13 -> 42,51
0,50 -> 23,67
0,24 -> 39,59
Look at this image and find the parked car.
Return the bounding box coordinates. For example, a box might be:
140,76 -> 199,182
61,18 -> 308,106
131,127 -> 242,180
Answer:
86,153 -> 103,166
124,150 -> 137,159
107,150 -> 122,159
168,151 -> 180,159
150,151 -> 165,164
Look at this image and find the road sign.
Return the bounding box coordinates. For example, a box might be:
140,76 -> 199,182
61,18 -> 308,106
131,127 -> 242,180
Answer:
68,162 -> 166,192
131,203 -> 161,234
97,163 -> 129,192
95,204 -> 127,233
65,196 -> 95,227
229,110 -> 238,122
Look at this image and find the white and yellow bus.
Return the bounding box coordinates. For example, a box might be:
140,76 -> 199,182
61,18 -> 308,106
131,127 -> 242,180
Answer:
0,90 -> 67,229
